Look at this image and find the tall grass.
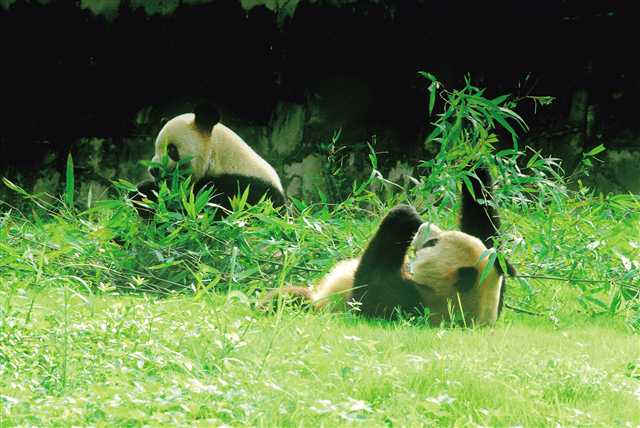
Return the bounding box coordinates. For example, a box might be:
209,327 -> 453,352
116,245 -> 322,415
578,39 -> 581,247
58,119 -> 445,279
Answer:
1,73 -> 639,426
1,73 -> 638,326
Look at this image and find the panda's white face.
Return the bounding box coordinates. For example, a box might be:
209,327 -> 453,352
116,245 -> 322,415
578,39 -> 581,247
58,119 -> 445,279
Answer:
410,223 -> 503,326
149,113 -> 212,180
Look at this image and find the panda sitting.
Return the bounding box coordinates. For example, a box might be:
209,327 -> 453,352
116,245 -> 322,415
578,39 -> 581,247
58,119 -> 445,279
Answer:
131,104 -> 286,219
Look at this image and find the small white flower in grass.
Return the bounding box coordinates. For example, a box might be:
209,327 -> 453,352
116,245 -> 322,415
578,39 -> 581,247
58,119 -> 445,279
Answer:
320,344 -> 332,354
426,393 -> 456,406
344,335 -> 361,342
107,394 -> 123,407
346,298 -> 362,310
265,381 -> 284,392
346,397 -> 371,413
225,332 -> 245,347
0,394 -> 19,409
98,281 -> 115,293
407,354 -> 427,368
586,240 -> 601,250
9,383 -> 23,391
185,378 -> 221,395
310,399 -> 337,414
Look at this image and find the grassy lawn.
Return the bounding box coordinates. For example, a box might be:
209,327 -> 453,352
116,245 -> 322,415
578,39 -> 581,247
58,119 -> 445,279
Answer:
2,81 -> 639,426
1,288 -> 639,427
1,176 -> 639,426
1,183 -> 639,426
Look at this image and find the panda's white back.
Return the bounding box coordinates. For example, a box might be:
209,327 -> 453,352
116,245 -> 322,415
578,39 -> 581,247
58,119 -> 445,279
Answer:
209,123 -> 284,194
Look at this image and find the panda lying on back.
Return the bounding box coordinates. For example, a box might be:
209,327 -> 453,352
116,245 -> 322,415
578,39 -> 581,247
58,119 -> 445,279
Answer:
263,167 -> 516,326
131,104 -> 286,218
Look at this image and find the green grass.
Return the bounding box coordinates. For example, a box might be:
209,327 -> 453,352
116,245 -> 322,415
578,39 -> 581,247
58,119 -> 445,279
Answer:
2,77 -> 639,426
1,288 -> 639,427
1,178 -> 640,426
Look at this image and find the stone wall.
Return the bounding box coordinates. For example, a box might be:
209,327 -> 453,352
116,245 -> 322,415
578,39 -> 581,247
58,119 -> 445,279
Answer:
1,1 -> 639,203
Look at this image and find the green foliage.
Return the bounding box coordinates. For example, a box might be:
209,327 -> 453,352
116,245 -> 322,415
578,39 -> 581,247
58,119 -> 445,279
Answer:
1,73 -> 639,426
77,0 -> 303,25
1,72 -> 638,327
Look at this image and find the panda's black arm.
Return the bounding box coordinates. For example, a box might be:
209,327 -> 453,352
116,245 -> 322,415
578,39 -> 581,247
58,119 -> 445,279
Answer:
459,167 -> 501,249
352,204 -> 425,318
460,167 -> 517,280
195,175 -> 287,210
129,179 -> 159,219
356,205 -> 423,278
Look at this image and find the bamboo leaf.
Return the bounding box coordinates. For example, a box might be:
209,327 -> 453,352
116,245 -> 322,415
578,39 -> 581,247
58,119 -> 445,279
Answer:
461,174 -> 476,200
478,249 -> 497,284
65,153 -> 75,207
2,177 -> 29,196
585,144 -> 606,156
490,94 -> 510,105
428,82 -> 437,115
418,71 -> 437,82
493,114 -> 518,144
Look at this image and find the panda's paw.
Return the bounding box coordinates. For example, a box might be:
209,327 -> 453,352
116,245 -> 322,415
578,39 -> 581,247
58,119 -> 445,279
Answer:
256,286 -> 313,314
379,204 -> 423,233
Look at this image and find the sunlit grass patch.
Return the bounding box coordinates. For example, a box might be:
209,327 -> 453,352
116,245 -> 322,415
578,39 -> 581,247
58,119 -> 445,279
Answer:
1,288 -> 638,426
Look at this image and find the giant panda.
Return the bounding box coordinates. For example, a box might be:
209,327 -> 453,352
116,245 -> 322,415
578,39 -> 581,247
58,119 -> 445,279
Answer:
131,104 -> 286,218
263,166 -> 516,326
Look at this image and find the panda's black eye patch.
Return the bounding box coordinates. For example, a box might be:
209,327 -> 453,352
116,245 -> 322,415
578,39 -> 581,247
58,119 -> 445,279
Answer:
167,144 -> 180,162
423,238 -> 439,248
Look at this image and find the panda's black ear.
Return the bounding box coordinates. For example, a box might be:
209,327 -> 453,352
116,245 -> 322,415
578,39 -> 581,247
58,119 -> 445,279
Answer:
194,103 -> 221,132
454,267 -> 477,292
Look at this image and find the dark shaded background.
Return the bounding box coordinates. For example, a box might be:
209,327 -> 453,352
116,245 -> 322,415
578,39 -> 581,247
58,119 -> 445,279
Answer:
1,0 -> 638,186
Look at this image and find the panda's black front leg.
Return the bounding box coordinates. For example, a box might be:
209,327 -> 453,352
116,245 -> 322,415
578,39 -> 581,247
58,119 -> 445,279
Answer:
195,175 -> 286,219
129,179 -> 159,219
352,204 -> 425,319
357,204 -> 424,274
